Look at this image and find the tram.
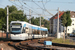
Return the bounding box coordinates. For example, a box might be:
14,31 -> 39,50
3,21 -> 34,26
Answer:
10,21 -> 48,40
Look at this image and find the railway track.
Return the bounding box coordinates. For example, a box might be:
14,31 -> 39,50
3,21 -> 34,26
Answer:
8,37 -> 75,50
8,39 -> 41,50
8,38 -> 57,50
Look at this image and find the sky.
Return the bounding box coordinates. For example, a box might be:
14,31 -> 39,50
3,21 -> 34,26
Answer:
1,0 -> 75,19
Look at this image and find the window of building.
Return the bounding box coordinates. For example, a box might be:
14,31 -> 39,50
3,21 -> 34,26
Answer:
72,24 -> 74,25
68,29 -> 69,31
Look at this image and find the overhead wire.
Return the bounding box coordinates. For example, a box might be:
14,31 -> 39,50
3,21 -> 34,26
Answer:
9,1 -> 30,12
42,0 -> 46,17
0,4 -> 5,7
18,0 -> 38,14
9,0 -> 52,19
22,1 -> 40,14
9,1 -> 21,7
32,0 -> 53,16
13,0 -> 42,17
21,0 -> 51,19
48,0 -> 75,4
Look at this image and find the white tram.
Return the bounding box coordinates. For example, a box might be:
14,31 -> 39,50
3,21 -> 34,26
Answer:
10,21 -> 48,40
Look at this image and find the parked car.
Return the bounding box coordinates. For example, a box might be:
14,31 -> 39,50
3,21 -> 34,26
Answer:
69,34 -> 75,37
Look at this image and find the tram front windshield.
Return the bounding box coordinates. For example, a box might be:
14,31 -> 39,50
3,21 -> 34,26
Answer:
11,23 -> 22,34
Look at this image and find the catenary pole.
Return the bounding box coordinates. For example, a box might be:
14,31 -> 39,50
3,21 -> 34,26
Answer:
29,9 -> 31,23
6,5 -> 9,38
50,19 -> 51,34
40,15 -> 41,35
57,7 -> 59,38
29,9 -> 32,36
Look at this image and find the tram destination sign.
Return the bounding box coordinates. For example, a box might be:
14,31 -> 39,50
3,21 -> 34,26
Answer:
12,26 -> 20,28
12,23 -> 21,25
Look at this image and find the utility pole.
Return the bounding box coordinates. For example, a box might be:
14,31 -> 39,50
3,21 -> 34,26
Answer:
50,19 -> 51,34
22,5 -> 24,16
6,5 -> 9,39
57,7 -> 59,38
29,9 -> 31,36
40,14 -> 41,35
29,9 -> 31,23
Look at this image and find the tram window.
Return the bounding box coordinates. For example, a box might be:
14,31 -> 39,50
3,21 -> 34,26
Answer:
25,27 -> 29,33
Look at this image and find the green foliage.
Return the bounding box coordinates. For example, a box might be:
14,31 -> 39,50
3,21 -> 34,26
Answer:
61,11 -> 72,27
9,5 -> 17,13
65,11 -> 72,27
0,5 -> 28,32
23,14 -> 28,22
31,17 -> 50,29
9,6 -> 28,23
52,38 -> 74,45
61,12 -> 67,26
0,8 -> 6,31
61,11 -> 72,40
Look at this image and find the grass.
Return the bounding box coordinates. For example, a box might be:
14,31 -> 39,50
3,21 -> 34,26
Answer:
52,38 -> 75,45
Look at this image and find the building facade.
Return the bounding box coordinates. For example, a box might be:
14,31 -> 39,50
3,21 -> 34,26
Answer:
50,11 -> 75,35
67,11 -> 75,34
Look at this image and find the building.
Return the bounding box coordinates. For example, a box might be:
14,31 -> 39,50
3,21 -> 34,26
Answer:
67,11 -> 75,34
50,11 -> 75,35
50,11 -> 64,34
53,11 -> 64,34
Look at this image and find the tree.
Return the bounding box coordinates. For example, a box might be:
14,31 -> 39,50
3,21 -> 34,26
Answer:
23,14 -> 28,22
61,12 -> 67,40
0,8 -> 6,31
31,17 -> 35,24
31,17 -> 50,30
61,11 -> 72,40
65,11 -> 72,36
9,5 -> 17,13
8,5 -> 28,23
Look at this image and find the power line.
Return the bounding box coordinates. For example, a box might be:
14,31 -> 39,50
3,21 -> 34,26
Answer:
49,1 -> 75,4
16,0 -> 41,15
22,1 -> 40,14
9,0 -> 52,19
42,0 -> 46,16
19,0 -> 44,15
0,4 -> 5,7
32,0 -> 53,16
9,1 -> 30,12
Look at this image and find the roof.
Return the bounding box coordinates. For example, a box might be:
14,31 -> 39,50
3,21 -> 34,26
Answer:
70,11 -> 75,18
54,12 -> 64,19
